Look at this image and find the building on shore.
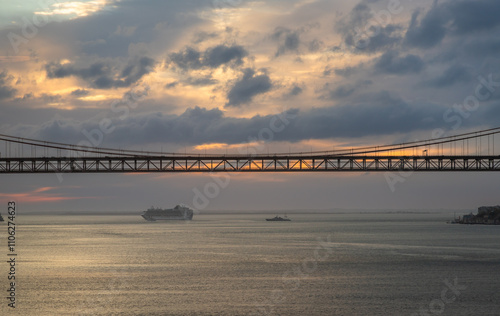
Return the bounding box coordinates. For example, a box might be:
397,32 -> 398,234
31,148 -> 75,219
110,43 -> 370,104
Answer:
457,206 -> 500,225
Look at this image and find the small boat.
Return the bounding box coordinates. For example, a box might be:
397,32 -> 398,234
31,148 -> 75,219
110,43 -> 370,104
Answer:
0,213 -> 3,222
266,215 -> 291,221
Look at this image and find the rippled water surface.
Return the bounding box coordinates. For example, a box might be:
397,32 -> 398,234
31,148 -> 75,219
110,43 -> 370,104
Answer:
1,212 -> 499,315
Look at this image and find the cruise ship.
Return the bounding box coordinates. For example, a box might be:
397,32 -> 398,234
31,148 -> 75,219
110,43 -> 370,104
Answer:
266,215 -> 291,221
141,205 -> 194,221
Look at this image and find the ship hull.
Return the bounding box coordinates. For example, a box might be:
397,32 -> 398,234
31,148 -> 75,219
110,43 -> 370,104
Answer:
266,216 -> 291,221
141,214 -> 193,221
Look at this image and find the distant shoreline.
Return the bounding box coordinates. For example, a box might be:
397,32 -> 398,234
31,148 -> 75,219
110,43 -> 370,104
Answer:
16,209 -> 468,216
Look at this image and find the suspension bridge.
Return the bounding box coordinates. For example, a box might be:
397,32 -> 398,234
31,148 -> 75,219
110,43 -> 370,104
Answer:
0,127 -> 499,174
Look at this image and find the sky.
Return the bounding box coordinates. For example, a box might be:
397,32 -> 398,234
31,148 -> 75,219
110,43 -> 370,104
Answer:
1,0 -> 500,213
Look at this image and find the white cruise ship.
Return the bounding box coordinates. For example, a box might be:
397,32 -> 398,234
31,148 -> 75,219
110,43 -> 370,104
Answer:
141,205 -> 194,221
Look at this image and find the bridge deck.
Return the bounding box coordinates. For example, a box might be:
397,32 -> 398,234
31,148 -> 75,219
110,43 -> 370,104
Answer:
1,155 -> 500,173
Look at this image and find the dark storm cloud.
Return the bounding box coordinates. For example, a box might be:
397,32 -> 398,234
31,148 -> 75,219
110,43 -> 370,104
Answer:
290,91 -> 445,140
464,38 -> 500,59
374,51 -> 424,75
225,68 -> 273,107
168,44 -> 248,70
337,3 -> 402,53
45,57 -> 155,89
36,118 -> 84,143
0,71 -> 16,100
424,64 -> 472,88
404,7 -> 447,49
448,0 -> 500,34
20,92 -> 462,146
405,0 -> 500,49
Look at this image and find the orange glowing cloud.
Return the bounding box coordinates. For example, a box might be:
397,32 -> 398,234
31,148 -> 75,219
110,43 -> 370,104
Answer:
0,186 -> 94,204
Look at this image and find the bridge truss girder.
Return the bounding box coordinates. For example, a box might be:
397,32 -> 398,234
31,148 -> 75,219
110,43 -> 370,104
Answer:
1,155 -> 500,173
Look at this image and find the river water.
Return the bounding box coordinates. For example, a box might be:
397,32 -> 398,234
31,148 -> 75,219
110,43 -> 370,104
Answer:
1,212 -> 499,315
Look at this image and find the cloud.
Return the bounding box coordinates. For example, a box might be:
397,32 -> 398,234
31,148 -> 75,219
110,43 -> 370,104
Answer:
272,27 -> 301,57
168,47 -> 202,70
15,91 -> 470,147
14,93 -> 34,102
71,89 -> 90,97
185,75 -> 218,86
464,38 -> 500,59
192,31 -> 219,44
0,186 -> 90,203
168,44 -> 248,70
374,51 -> 424,75
290,91 -> 448,140
165,81 -> 179,89
404,6 -> 448,49
13,93 -> 62,104
204,45 -> 248,68
330,66 -> 359,78
424,64 -> 472,88
0,71 -> 16,100
0,0 -> 214,59
308,39 -> 323,52
405,0 -> 500,49
287,85 -> 303,97
40,93 -> 62,103
449,0 -> 500,35
45,57 -> 155,89
337,3 -> 402,53
225,68 -> 273,107
329,84 -> 355,99
324,80 -> 372,99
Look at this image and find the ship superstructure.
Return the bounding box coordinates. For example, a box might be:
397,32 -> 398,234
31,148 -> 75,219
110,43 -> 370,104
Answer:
141,205 -> 194,221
